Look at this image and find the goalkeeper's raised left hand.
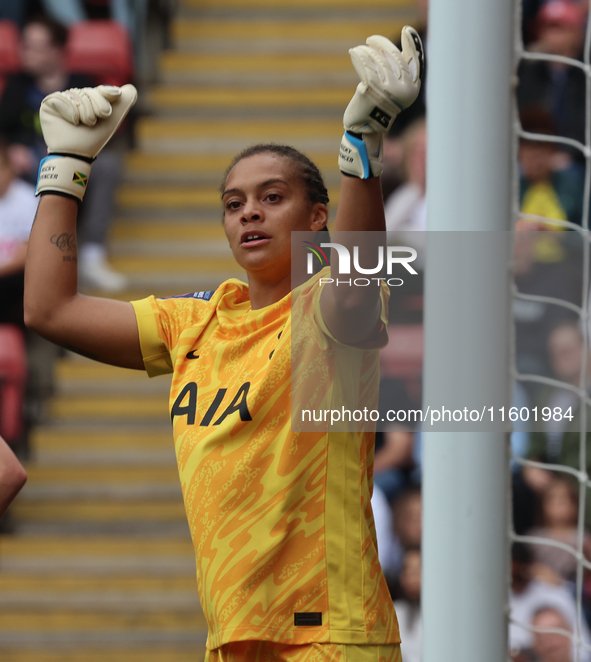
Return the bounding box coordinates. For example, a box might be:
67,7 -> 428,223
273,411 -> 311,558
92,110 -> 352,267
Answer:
35,84 -> 137,201
339,28 -> 424,179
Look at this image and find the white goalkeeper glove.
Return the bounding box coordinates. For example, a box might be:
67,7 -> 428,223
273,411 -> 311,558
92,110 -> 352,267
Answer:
339,28 -> 424,179
35,84 -> 137,201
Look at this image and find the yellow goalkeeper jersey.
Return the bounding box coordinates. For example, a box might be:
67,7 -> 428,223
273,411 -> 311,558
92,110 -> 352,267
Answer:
131,272 -> 398,651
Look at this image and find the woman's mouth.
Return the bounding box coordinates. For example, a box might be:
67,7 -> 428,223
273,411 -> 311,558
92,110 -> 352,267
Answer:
240,232 -> 270,247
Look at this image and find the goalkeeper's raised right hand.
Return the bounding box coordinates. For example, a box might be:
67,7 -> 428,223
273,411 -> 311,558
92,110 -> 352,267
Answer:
339,28 -> 424,179
35,84 -> 137,202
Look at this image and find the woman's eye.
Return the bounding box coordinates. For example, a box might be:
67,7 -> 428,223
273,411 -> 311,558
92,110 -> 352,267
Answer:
226,201 -> 241,210
267,194 -> 280,202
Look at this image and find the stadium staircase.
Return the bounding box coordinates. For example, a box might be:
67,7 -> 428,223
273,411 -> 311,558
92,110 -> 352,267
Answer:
0,1 -> 418,659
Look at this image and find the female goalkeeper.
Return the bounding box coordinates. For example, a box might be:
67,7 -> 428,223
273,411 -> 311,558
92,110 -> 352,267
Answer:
24,29 -> 423,662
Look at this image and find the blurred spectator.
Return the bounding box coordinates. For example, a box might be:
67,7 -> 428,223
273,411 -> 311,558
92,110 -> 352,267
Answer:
388,0 -> 427,139
512,382 -> 538,537
526,475 -> 591,584
513,382 -> 533,466
513,229 -> 581,382
525,323 -> 591,527
393,487 -> 422,549
523,0 -> 546,46
371,484 -> 400,580
527,321 -> 590,460
39,0 -> 141,42
510,543 -> 591,659
0,1 -> 28,28
0,139 -> 37,327
520,106 -> 584,231
0,16 -> 77,176
385,120 -> 427,229
530,607 -> 576,662
375,377 -> 419,501
39,0 -> 147,81
0,15 -> 128,291
392,548 -> 422,662
373,486 -> 422,584
517,0 -> 587,165
384,119 -> 427,266
388,487 -> 423,577
382,0 -> 428,198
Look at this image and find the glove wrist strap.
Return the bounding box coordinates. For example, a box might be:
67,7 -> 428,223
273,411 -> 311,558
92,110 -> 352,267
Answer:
36,154 -> 92,202
338,131 -> 383,179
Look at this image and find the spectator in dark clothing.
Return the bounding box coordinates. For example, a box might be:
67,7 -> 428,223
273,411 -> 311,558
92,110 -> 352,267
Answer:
524,322 -> 591,528
513,228 -> 582,382
520,106 -> 584,229
0,17 -> 90,181
517,0 -> 587,165
0,15 -> 128,292
522,0 -> 547,46
0,1 -> 28,28
375,378 -> 418,501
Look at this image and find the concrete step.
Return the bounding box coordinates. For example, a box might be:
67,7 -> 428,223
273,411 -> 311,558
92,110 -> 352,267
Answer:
112,217 -> 227,240
0,582 -> 200,611
30,426 -> 176,465
0,536 -> 194,570
22,465 -> 180,493
23,465 -> 179,481
106,252 -> 238,274
86,275 -> 239,299
171,18 -> 411,53
48,394 -> 170,422
159,51 -> 358,85
180,0 -> 414,11
134,116 -> 342,153
110,239 -> 232,260
123,151 -> 340,185
0,574 -> 197,594
9,499 -> 187,524
147,85 -> 352,118
53,359 -> 171,393
117,182 -> 340,211
0,607 -> 205,634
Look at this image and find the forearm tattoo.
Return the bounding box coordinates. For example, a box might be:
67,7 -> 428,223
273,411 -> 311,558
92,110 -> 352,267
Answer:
51,233 -> 77,262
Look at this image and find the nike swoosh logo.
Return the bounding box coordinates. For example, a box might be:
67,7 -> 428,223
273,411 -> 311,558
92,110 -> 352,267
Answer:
186,350 -> 200,360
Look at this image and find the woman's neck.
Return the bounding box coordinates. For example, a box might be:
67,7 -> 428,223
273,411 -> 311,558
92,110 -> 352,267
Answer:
247,265 -> 309,310
247,272 -> 292,310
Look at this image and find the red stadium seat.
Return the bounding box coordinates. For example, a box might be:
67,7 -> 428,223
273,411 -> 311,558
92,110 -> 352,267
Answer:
0,325 -> 28,444
380,324 -> 424,402
65,20 -> 134,87
0,20 -> 21,98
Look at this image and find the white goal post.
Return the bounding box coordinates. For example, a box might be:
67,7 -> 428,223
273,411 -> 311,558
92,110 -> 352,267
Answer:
423,1 -> 515,662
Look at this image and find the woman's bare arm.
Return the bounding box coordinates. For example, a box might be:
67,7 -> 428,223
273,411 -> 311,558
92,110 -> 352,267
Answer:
320,30 -> 423,344
24,194 -> 144,369
0,436 -> 27,517
320,175 -> 386,344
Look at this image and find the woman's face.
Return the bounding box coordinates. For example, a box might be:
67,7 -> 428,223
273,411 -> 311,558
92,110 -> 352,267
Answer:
543,481 -> 577,528
222,153 -> 326,282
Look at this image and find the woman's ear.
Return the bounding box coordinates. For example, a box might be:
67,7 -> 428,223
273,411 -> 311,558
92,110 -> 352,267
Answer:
309,203 -> 329,231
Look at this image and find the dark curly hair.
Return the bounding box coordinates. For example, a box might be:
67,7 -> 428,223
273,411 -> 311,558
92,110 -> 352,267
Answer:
220,144 -> 330,211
